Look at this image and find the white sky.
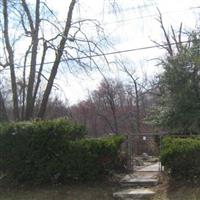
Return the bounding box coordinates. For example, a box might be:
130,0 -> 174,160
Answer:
41,0 -> 200,104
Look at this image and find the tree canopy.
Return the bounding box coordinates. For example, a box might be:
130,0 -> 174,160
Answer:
153,32 -> 200,134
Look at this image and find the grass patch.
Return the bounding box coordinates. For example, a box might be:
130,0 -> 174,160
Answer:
154,186 -> 200,200
0,181 -> 117,200
153,176 -> 200,200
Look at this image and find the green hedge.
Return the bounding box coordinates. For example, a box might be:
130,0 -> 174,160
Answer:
161,136 -> 200,180
0,119 -> 86,141
0,120 -> 124,183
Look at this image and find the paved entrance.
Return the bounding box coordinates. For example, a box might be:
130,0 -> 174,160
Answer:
136,162 -> 161,172
113,162 -> 160,199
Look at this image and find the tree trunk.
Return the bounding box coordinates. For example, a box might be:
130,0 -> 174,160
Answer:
133,79 -> 141,133
38,0 -> 76,118
109,99 -> 119,134
122,64 -> 141,133
32,41 -> 47,107
3,0 -> 19,120
25,0 -> 40,120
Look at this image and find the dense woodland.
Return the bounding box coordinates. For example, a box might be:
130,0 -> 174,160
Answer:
0,77 -> 159,137
68,79 -> 159,137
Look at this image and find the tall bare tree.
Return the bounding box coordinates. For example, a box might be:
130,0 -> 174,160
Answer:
2,0 -> 19,120
0,0 -> 107,121
37,0 -> 76,118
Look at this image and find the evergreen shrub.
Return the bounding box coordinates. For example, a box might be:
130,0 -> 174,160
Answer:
0,119 -> 124,183
161,136 -> 200,180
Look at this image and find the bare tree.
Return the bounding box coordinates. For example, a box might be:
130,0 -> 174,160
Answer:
37,0 -> 76,118
2,0 -> 19,120
0,0 -> 108,121
118,62 -> 141,133
94,79 -> 120,134
153,8 -> 183,56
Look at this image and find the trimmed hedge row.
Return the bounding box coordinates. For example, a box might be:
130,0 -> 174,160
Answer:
160,136 -> 200,180
0,119 -> 87,141
0,119 -> 124,183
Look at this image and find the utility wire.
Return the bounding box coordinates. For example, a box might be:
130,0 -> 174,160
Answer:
102,7 -> 199,26
25,40 -> 193,67
0,40 -> 195,71
59,7 -> 199,29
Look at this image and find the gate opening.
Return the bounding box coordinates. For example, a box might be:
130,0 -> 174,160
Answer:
124,133 -> 167,173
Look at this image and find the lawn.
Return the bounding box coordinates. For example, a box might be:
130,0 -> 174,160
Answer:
0,180 -> 200,200
154,186 -> 200,200
0,182 -> 116,200
153,181 -> 200,200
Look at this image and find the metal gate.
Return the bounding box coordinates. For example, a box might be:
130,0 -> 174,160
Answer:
125,133 -> 167,172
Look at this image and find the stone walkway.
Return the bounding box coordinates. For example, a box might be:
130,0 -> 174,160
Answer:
136,162 -> 161,172
113,188 -> 155,200
113,162 -> 160,200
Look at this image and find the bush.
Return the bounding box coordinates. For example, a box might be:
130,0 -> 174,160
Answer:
63,136 -> 125,181
160,136 -> 200,180
0,120 -> 124,183
0,119 -> 87,141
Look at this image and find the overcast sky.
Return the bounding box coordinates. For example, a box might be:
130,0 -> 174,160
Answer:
45,0 -> 200,104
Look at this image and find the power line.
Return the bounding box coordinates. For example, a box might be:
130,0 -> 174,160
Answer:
0,39 -> 196,72
60,7 -> 199,29
33,40 -> 192,66
102,7 -> 199,26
